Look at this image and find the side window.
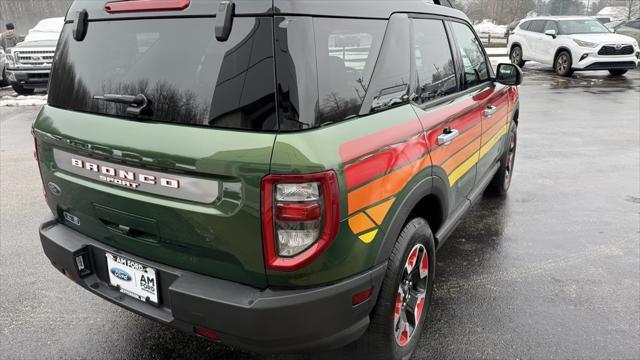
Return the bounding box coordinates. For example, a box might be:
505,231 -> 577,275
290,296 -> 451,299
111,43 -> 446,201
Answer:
628,21 -> 640,29
544,21 -> 558,33
274,17 -> 386,130
529,20 -> 546,33
314,18 -> 386,126
519,21 -> 530,31
450,21 -> 490,89
362,14 -> 411,113
411,19 -> 457,105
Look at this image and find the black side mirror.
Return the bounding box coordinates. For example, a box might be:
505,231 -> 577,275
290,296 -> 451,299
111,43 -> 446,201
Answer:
495,63 -> 523,86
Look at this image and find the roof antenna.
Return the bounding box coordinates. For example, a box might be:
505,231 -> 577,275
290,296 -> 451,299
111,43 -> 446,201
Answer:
215,1 -> 235,41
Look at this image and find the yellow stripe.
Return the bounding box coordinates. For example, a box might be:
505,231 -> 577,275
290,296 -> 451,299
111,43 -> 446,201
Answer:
359,229 -> 378,244
479,124 -> 509,158
448,123 -> 509,186
448,151 -> 479,186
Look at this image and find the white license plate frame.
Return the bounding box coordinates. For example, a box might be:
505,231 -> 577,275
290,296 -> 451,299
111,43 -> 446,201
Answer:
105,253 -> 159,305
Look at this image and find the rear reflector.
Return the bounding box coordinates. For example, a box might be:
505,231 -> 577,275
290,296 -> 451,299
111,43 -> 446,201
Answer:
193,326 -> 220,341
105,0 -> 190,13
352,287 -> 373,306
276,202 -> 322,222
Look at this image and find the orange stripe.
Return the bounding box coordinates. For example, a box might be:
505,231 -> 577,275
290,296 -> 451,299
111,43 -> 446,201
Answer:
482,116 -> 508,141
348,213 -> 377,234
348,160 -> 424,214
430,122 -> 482,165
366,198 -> 395,225
442,137 -> 482,174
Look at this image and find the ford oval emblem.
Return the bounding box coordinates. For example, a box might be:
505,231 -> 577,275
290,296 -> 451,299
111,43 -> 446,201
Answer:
47,182 -> 62,196
110,267 -> 132,282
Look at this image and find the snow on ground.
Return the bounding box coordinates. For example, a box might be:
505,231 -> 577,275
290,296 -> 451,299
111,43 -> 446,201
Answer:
490,57 -> 511,69
474,19 -> 507,36
0,94 -> 48,107
486,47 -> 508,56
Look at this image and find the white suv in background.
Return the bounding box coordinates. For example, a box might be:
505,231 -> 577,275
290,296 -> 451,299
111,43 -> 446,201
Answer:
508,16 -> 640,76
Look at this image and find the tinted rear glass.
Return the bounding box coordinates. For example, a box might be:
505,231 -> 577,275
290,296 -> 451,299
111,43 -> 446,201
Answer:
529,20 -> 546,33
49,18 -> 277,131
275,17 -> 386,130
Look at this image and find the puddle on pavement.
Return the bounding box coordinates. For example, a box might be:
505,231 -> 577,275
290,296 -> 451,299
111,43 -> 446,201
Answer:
522,63 -> 639,93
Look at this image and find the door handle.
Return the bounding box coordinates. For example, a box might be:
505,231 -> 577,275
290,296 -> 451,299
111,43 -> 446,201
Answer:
437,128 -> 459,145
484,105 -> 498,117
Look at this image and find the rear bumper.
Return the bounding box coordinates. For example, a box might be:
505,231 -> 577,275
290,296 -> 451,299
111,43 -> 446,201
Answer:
6,67 -> 50,88
39,219 -> 385,353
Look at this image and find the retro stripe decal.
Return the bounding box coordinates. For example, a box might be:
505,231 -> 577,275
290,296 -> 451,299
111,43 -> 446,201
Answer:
341,91 -> 511,243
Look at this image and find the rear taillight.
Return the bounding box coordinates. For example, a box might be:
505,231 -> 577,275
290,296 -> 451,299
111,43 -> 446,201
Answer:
105,0 -> 190,13
32,132 -> 47,200
261,171 -> 339,272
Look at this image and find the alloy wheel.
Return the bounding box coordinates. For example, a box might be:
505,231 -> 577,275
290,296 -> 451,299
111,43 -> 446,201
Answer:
394,244 -> 429,347
557,55 -> 569,73
504,133 -> 517,190
511,48 -> 521,64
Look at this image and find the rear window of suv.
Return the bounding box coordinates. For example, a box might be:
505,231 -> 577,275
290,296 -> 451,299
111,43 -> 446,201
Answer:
48,17 -> 278,131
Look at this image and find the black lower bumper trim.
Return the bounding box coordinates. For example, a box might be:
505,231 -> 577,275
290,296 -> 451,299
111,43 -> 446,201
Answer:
39,220 -> 386,353
582,61 -> 638,70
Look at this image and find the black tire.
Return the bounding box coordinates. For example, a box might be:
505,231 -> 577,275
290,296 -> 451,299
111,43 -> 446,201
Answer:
486,121 -> 518,197
356,218 -> 435,360
554,51 -> 574,76
0,69 -> 8,87
11,83 -> 35,95
510,45 -> 525,68
608,69 -> 628,76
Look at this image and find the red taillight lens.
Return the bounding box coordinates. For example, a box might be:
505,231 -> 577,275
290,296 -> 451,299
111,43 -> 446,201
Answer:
276,202 -> 322,222
105,0 -> 190,13
261,171 -> 340,272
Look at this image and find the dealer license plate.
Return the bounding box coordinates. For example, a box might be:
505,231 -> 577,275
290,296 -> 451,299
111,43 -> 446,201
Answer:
105,253 -> 159,304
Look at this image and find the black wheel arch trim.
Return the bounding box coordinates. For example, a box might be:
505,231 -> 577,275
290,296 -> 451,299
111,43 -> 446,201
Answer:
375,174 -> 449,264
554,47 -> 573,63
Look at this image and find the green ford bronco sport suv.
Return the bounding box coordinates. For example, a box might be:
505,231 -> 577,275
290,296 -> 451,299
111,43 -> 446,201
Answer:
34,0 -> 522,358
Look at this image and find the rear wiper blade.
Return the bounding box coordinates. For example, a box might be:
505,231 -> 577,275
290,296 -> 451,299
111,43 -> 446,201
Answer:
93,93 -> 151,116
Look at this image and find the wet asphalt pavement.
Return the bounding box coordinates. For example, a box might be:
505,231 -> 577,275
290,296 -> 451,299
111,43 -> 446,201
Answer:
1,65 -> 639,360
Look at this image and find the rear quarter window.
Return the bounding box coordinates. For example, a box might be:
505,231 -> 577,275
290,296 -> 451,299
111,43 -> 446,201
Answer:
275,17 -> 386,130
529,20 -> 546,33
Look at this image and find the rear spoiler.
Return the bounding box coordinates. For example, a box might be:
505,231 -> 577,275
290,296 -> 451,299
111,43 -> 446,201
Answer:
65,0 -> 272,21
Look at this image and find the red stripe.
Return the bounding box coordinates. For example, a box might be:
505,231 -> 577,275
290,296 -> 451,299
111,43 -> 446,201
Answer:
339,120 -> 422,163
345,135 -> 428,189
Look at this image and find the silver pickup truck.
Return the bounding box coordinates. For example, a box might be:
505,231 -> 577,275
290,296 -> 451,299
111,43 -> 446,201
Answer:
4,18 -> 63,94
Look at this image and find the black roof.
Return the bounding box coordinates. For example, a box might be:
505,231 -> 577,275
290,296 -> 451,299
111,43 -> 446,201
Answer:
274,0 -> 466,20
66,0 -> 467,22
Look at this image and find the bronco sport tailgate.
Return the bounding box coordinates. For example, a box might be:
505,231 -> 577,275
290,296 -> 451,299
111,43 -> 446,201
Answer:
34,1 -> 276,288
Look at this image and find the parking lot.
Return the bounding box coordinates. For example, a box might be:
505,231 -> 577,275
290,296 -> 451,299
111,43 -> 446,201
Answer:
1,65 -> 639,359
